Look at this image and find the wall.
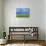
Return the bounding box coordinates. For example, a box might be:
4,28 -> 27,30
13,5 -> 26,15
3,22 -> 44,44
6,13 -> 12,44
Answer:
0,0 -> 3,38
3,0 -> 45,40
45,0 -> 46,40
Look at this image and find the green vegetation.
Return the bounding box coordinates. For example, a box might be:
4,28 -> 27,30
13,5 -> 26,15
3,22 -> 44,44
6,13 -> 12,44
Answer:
16,14 -> 30,17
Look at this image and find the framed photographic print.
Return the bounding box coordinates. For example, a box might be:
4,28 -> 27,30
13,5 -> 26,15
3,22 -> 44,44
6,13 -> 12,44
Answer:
16,8 -> 30,17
